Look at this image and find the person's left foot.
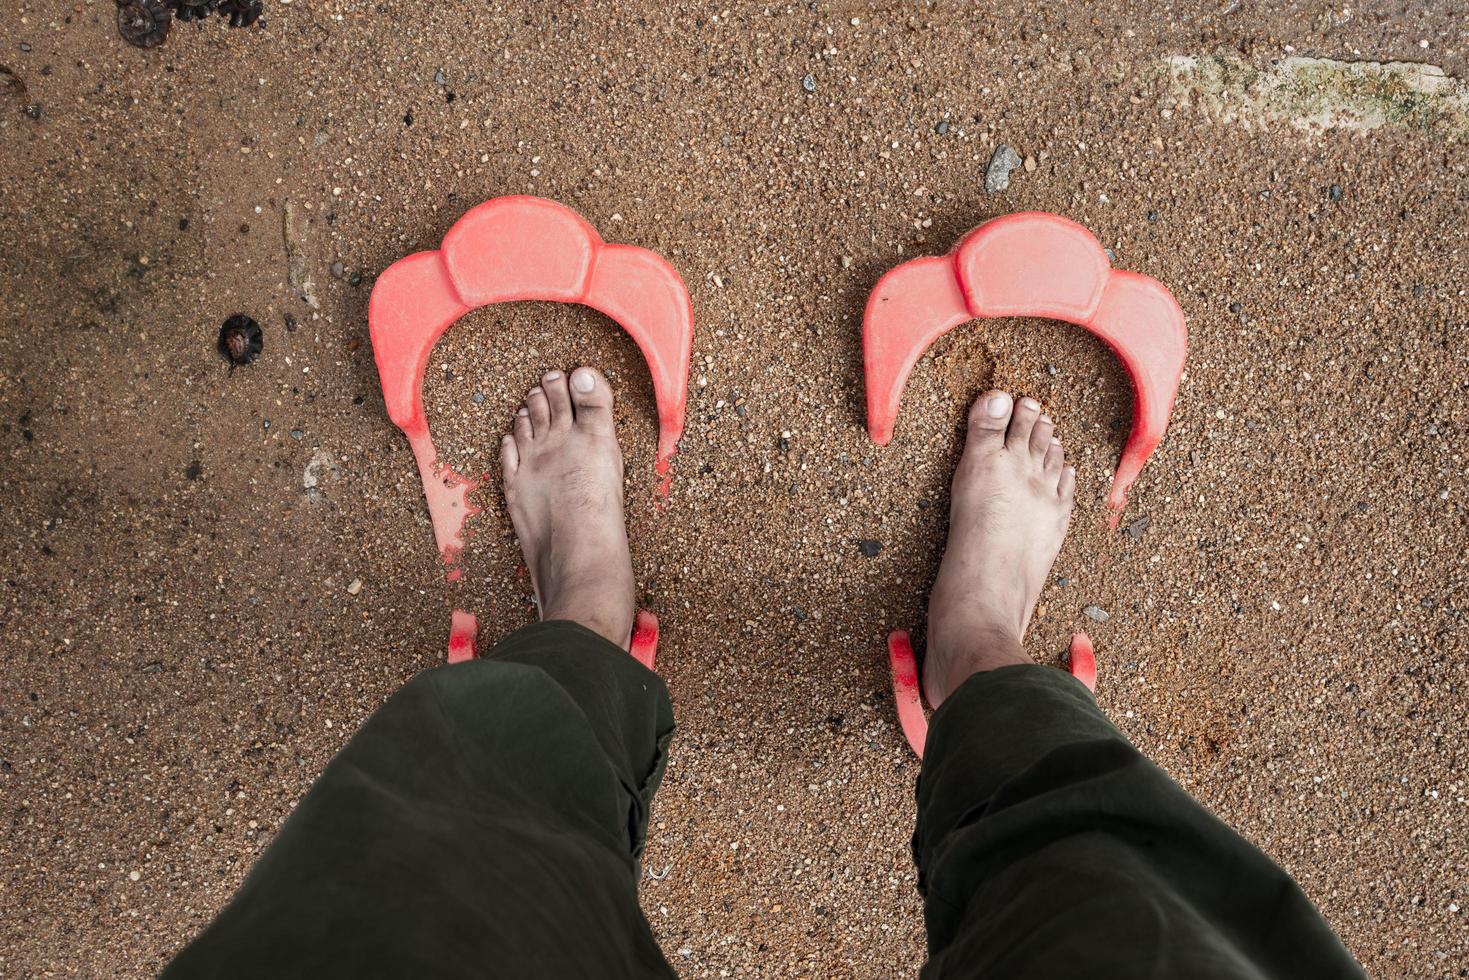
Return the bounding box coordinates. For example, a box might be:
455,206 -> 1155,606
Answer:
500,368 -> 636,649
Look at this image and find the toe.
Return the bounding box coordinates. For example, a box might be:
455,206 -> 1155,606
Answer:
1058,464 -> 1077,501
542,370 -> 573,429
1044,437 -> 1064,477
966,391 -> 1013,449
569,366 -> 615,431
500,434 -> 519,474
1005,397 -> 1042,451
513,408 -> 533,445
526,386 -> 550,435
1029,414 -> 1055,459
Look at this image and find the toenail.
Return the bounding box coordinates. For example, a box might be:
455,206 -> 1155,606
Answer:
1040,414 -> 1052,424
985,393 -> 1012,417
544,370 -> 562,380
1020,397 -> 1041,411
529,386 -> 542,396
572,368 -> 596,393
517,407 -> 528,416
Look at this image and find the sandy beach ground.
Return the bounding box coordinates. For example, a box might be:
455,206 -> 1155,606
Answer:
2,2 -> 1466,975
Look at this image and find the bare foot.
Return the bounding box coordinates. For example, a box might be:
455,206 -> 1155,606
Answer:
923,391 -> 1076,707
500,367 -> 636,649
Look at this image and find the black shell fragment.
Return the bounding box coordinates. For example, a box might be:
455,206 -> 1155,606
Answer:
218,314 -> 263,368
117,0 -> 172,48
218,0 -> 262,28
174,0 -> 218,23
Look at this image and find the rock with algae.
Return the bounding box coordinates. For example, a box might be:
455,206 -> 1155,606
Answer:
1162,54 -> 1469,141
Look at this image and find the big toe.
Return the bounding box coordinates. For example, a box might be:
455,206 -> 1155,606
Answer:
570,366 -> 615,430
966,391 -> 1013,449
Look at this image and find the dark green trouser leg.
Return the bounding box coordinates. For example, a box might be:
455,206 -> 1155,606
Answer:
163,621 -> 676,979
914,664 -> 1364,979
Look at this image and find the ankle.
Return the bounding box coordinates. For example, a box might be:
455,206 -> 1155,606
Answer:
926,625 -> 1033,704
542,603 -> 633,651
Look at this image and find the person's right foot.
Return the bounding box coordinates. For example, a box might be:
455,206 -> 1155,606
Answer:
923,391 -> 1076,708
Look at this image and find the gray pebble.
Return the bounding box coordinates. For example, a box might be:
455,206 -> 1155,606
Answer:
290,429 -> 304,441
1328,183 -> 1343,202
1125,516 -> 1151,541
472,392 -> 486,404
801,73 -> 816,92
934,120 -> 949,135
1083,605 -> 1110,622
434,69 -> 446,87
330,260 -> 345,279
985,144 -> 1023,194
791,607 -> 808,621
857,539 -> 882,558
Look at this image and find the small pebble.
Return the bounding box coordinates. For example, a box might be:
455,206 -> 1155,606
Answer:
1125,516 -> 1151,541
1328,183 -> 1343,202
1083,605 -> 1110,622
984,144 -> 1023,194
801,73 -> 816,92
290,429 -> 304,440
857,539 -> 882,558
472,392 -> 486,404
346,578 -> 362,596
934,120 -> 949,135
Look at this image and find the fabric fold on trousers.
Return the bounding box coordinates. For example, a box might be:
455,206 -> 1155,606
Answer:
912,663 -> 1365,980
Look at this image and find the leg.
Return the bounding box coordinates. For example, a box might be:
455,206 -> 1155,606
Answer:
915,392 -> 1363,979
165,369 -> 676,979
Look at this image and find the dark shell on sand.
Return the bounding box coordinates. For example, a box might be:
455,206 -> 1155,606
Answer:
174,0 -> 218,23
218,0 -> 263,28
218,314 -> 264,368
117,0 -> 172,48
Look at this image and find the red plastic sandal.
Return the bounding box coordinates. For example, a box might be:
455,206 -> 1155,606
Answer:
864,211 -> 1186,519
369,195 -> 694,664
864,211 -> 1186,756
888,630 -> 1097,758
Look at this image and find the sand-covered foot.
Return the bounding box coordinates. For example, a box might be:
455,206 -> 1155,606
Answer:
923,391 -> 1076,707
500,367 -> 636,649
